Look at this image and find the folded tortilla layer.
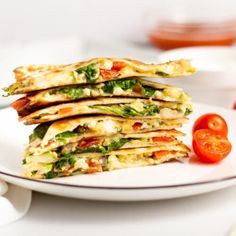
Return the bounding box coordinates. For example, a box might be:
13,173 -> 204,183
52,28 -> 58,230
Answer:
4,58 -> 195,95
27,128 -> 184,155
27,115 -> 187,153
23,144 -> 189,179
11,78 -> 191,116
19,98 -> 192,124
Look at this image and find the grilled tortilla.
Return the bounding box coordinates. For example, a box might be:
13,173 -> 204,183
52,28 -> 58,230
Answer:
11,78 -> 190,116
27,129 -> 184,155
4,58 -> 195,95
23,144 -> 189,179
27,115 -> 187,151
20,98 -> 193,124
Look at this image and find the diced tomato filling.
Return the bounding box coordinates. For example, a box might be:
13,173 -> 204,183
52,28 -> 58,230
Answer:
132,122 -> 143,131
100,61 -> 126,79
86,161 -> 102,173
78,137 -> 100,148
153,150 -> 171,159
112,61 -> 126,71
100,69 -> 119,80
63,165 -> 75,175
58,107 -> 73,115
11,97 -> 30,111
133,83 -> 142,93
152,136 -> 175,143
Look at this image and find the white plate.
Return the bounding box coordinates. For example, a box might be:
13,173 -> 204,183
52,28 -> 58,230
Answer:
0,103 -> 235,201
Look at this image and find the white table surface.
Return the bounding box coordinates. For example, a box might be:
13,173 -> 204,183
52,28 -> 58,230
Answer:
0,186 -> 236,236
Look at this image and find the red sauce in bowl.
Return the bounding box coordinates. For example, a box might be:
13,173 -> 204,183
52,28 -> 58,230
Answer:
148,21 -> 236,50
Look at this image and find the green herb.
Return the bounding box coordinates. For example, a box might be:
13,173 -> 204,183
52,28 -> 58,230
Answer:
184,108 -> 193,116
102,78 -> 158,98
156,71 -> 169,77
55,130 -> 85,143
50,87 -> 83,99
55,153 -> 77,170
90,104 -> 160,117
122,106 -> 143,117
76,63 -> 99,83
118,104 -> 160,117
107,138 -> 130,152
44,171 -> 57,179
102,79 -> 140,93
22,159 -> 27,165
29,123 -> 50,143
91,105 -> 124,116
31,170 -> 37,175
77,145 -> 107,154
143,104 -> 160,116
3,83 -> 22,95
76,138 -> 131,154
72,168 -> 81,173
142,86 -> 156,97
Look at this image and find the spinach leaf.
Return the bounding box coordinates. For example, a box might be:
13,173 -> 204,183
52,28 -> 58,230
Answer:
29,123 -> 50,143
77,145 -> 107,154
75,138 -> 130,154
123,104 -> 160,117
90,104 -> 160,117
90,105 -> 124,116
142,86 -> 156,97
44,171 -> 57,179
55,131 -> 81,143
156,71 -> 169,77
50,87 -> 83,99
102,79 -> 140,93
184,108 -> 193,116
143,104 -> 160,116
55,127 -> 86,143
55,153 -> 77,170
107,138 -> 130,152
76,63 -> 99,83
122,106 -> 143,117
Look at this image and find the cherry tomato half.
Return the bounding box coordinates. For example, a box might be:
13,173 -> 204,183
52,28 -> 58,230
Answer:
192,113 -> 228,136
192,129 -> 232,163
233,102 -> 236,110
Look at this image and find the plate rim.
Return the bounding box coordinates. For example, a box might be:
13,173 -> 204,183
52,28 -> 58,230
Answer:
1,170 -> 236,190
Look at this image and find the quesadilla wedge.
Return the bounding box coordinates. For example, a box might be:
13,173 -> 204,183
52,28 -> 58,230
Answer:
4,58 -> 195,95
27,129 -> 184,155
27,115 -> 187,151
11,78 -> 190,116
23,144 -> 189,179
20,98 -> 193,124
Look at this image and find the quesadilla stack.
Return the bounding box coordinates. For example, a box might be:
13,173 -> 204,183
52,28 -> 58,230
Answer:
4,57 -> 195,179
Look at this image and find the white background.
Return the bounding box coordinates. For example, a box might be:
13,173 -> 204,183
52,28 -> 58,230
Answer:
0,0 -> 236,43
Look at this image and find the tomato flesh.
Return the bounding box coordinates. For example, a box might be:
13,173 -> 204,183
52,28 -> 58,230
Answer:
100,69 -> 119,80
132,122 -> 142,131
79,138 -> 100,148
152,136 -> 175,142
192,113 -> 228,136
11,97 -> 30,111
100,61 -> 126,79
192,129 -> 232,163
133,83 -> 142,93
153,150 -> 171,159
58,107 -> 73,115
112,61 -> 126,71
